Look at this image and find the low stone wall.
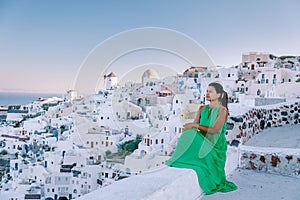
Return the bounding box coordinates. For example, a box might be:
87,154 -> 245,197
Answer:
238,145 -> 300,177
226,101 -> 300,146
254,97 -> 286,106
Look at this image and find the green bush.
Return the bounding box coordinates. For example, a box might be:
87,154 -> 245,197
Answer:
42,104 -> 49,111
105,150 -> 112,157
117,134 -> 142,153
0,150 -> 8,155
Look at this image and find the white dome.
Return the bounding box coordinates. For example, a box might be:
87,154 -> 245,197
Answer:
142,69 -> 159,79
142,69 -> 159,84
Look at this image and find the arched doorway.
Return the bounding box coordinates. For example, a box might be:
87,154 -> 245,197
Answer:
58,196 -> 68,200
137,98 -> 143,106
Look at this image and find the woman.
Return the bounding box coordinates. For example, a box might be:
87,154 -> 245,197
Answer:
166,82 -> 237,195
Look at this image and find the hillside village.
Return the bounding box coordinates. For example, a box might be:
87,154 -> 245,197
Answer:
0,52 -> 300,200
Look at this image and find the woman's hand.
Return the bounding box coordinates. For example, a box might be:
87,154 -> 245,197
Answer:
183,122 -> 199,131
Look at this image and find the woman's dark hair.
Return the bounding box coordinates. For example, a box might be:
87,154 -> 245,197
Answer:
208,82 -> 228,112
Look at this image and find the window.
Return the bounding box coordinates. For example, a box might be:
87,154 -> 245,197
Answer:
155,139 -> 158,144
228,73 -> 230,77
161,139 -> 164,144
266,79 -> 269,84
257,89 -> 261,96
262,74 -> 265,78
52,188 -> 54,192
273,74 -> 276,78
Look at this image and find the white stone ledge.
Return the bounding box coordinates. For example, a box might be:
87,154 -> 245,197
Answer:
78,166 -> 204,200
78,147 -> 238,200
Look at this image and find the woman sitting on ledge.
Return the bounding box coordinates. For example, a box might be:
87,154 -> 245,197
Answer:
166,82 -> 237,195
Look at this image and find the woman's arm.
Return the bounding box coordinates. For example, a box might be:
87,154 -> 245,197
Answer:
183,105 -> 205,131
193,105 -> 205,123
197,107 -> 228,134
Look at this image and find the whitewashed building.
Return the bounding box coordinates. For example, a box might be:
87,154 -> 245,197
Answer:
104,72 -> 118,90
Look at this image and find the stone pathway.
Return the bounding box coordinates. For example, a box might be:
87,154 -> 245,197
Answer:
201,169 -> 300,200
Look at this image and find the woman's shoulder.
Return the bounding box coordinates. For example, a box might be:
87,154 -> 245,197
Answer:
219,105 -> 227,110
218,105 -> 228,115
198,104 -> 208,112
199,104 -> 206,109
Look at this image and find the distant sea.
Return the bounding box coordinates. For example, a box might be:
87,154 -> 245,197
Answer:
0,92 -> 64,107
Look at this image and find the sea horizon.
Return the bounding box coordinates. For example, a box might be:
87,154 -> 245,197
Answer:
0,91 -> 65,107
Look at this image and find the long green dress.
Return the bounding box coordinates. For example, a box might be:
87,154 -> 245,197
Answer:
166,105 -> 237,195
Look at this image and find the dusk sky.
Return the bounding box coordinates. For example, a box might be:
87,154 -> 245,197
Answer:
0,0 -> 299,94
